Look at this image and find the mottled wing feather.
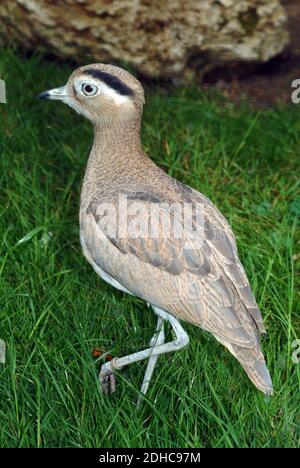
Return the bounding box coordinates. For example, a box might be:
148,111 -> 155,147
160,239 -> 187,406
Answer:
182,183 -> 265,332
87,184 -> 265,346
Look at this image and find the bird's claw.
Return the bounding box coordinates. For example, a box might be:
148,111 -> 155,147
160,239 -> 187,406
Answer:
99,370 -> 116,394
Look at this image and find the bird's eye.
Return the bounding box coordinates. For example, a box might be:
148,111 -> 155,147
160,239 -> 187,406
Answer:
82,83 -> 98,96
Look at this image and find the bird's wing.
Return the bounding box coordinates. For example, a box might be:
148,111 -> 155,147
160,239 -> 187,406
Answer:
178,182 -> 266,334
86,183 -> 266,347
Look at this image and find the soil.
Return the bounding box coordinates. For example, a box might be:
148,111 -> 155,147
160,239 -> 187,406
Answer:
203,0 -> 300,107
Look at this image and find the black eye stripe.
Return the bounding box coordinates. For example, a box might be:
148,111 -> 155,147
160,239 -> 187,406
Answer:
83,69 -> 133,97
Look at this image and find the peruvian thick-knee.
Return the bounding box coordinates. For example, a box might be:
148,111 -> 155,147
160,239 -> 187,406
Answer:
38,63 -> 273,400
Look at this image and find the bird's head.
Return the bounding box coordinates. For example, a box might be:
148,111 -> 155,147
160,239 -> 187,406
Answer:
38,63 -> 145,125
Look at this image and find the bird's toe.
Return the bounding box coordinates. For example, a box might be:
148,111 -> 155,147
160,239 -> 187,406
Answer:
99,370 -> 116,394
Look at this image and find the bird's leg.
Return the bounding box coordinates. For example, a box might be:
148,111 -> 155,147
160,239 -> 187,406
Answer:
99,310 -> 189,396
137,317 -> 165,407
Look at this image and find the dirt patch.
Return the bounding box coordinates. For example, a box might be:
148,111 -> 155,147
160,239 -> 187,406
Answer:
203,0 -> 300,107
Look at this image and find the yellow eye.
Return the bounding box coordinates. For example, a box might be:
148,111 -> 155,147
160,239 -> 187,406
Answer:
82,83 -> 98,96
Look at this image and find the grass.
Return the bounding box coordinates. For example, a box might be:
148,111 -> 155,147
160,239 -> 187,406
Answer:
0,48 -> 299,448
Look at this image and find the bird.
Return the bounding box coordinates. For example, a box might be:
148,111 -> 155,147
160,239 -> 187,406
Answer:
38,63 -> 273,402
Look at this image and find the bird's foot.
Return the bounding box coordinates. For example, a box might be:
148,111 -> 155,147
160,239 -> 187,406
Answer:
99,369 -> 116,394
99,358 -> 120,394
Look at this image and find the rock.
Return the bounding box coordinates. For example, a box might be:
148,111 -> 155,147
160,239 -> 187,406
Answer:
0,0 -> 290,80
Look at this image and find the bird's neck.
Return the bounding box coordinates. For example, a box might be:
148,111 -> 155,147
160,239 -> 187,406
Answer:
81,117 -> 147,203
91,118 -> 143,168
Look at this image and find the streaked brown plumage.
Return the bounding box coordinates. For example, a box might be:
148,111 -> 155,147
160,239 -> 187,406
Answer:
39,63 -> 273,398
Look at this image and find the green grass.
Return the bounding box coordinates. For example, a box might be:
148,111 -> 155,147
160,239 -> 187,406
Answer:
0,49 -> 299,448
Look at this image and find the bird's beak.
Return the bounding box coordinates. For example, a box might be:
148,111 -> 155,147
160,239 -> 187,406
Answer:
37,85 -> 68,100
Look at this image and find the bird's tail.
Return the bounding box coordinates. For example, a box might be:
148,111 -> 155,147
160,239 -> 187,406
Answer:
230,343 -> 273,395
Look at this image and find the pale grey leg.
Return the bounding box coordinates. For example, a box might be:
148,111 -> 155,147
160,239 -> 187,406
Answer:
99,308 -> 189,397
137,317 -> 165,407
